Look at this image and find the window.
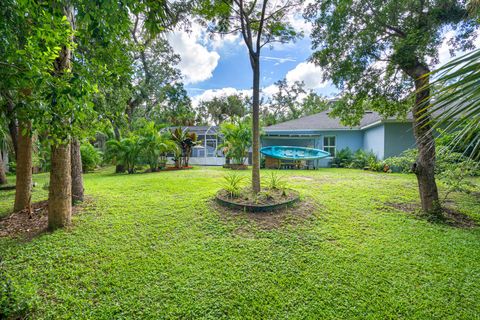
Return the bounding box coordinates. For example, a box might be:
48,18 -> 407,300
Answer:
323,136 -> 336,157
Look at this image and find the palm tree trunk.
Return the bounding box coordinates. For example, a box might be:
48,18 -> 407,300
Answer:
48,143 -> 72,230
14,121 -> 32,212
251,55 -> 261,194
71,138 -> 84,203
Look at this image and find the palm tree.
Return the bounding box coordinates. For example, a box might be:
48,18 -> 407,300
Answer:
426,48 -> 480,160
218,119 -> 252,166
106,136 -> 141,174
140,128 -> 176,171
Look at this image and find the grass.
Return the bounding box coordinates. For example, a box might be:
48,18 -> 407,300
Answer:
1,167 -> 480,319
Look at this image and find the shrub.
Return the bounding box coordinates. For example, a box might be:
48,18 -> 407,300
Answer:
80,143 -> 102,172
349,150 -> 378,169
383,149 -> 417,173
332,147 -> 353,168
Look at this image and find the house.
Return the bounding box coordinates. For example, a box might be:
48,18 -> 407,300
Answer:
261,110 -> 416,167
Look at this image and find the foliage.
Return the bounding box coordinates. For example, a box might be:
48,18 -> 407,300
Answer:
222,172 -> 246,198
219,119 -> 252,165
106,136 -> 142,174
80,143 -> 102,173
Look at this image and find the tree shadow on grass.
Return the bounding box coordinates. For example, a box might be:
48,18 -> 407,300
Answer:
384,201 -> 476,229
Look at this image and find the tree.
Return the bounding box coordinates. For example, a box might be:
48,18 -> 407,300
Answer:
306,0 -> 478,215
199,0 -> 302,193
151,83 -> 196,126
198,94 -> 249,125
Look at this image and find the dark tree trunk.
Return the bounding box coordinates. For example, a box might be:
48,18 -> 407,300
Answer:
406,63 -> 441,215
71,138 -> 84,203
14,121 -> 32,212
48,143 -> 72,230
0,152 -> 7,185
251,55 -> 261,194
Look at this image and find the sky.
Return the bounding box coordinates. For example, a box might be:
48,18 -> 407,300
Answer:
165,14 -> 478,107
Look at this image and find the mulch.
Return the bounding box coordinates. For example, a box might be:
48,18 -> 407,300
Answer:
0,199 -> 91,240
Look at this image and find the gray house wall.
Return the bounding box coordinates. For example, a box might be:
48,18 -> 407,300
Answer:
383,122 -> 416,158
363,124 -> 385,159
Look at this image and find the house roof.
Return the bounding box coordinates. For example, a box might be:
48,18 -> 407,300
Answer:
264,110 -> 412,131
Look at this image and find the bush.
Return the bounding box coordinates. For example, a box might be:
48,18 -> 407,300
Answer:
349,149 -> 379,170
332,148 -> 353,168
383,149 -> 417,173
80,143 -> 102,172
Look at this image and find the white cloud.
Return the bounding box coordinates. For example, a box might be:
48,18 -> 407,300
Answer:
285,62 -> 328,89
167,24 -> 220,84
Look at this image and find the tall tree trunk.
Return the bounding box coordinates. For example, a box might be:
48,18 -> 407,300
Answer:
71,138 -> 84,203
0,152 -> 7,185
251,55 -> 261,193
48,3 -> 74,230
408,63 -> 441,215
48,143 -> 72,230
14,121 -> 32,212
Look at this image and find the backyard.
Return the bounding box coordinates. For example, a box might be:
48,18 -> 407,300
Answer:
1,167 -> 479,319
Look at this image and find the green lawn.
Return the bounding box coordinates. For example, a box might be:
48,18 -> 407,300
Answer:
1,167 -> 480,319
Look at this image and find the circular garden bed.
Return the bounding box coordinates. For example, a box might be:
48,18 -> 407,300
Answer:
216,188 -> 300,212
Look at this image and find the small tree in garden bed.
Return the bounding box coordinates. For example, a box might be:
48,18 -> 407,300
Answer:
219,119 -> 252,168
